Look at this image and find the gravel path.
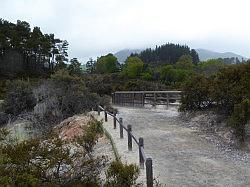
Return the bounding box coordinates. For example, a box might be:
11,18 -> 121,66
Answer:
94,106 -> 250,186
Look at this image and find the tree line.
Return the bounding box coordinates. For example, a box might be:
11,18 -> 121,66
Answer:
0,19 -> 68,76
134,43 -> 199,66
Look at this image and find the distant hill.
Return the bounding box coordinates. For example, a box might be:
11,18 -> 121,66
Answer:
196,49 -> 247,61
114,49 -> 142,63
115,48 -> 248,63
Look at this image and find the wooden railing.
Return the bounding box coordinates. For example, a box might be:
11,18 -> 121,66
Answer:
97,105 -> 153,187
112,90 -> 182,107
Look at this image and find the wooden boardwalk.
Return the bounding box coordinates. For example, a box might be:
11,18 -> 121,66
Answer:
112,91 -> 182,107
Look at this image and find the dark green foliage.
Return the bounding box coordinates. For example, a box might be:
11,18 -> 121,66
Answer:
84,73 -> 168,96
210,63 -> 250,115
198,59 -> 226,76
86,58 -> 96,73
123,80 -> 167,91
84,43 -> 201,90
95,54 -> 119,74
67,58 -> 82,76
0,79 -> 7,99
122,56 -> 144,78
77,117 -> 104,153
4,80 -> 36,115
180,62 -> 250,141
158,64 -> 194,86
48,69 -> 110,120
84,73 -> 116,95
0,19 -> 68,77
136,43 -> 199,66
141,72 -> 153,81
228,99 -> 250,141
104,161 -> 140,187
180,74 -> 212,111
54,60 -> 67,71
175,55 -> 194,69
219,57 -> 242,64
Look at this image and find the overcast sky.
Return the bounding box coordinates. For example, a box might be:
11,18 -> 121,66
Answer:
1,0 -> 250,62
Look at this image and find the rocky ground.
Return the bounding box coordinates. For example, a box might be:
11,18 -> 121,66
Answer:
181,110 -> 250,155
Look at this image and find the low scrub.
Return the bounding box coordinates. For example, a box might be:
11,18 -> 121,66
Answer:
3,80 -> 36,115
0,118 -> 141,187
2,69 -> 111,132
180,62 -> 250,141
104,161 -> 140,187
0,118 -> 106,186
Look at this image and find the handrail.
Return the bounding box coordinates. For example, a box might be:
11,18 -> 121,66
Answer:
97,105 -> 153,187
98,105 -> 139,146
114,90 -> 182,94
130,131 -> 139,146
140,147 -> 147,161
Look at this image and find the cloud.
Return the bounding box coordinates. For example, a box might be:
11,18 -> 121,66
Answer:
1,0 -> 250,61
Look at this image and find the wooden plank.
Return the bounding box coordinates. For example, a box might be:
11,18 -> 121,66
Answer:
115,91 -> 182,94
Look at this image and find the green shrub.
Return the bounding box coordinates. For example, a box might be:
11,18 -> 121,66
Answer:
104,161 -> 140,187
47,69 -> 110,120
0,120 -> 106,186
180,62 -> 250,141
180,74 -> 213,111
210,63 -> 250,115
77,117 -> 104,153
0,79 -> 7,100
141,72 -> 153,81
228,99 -> 250,142
4,80 -> 36,115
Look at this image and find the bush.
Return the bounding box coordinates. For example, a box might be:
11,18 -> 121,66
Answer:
37,69 -> 111,121
210,63 -> 250,115
104,161 -> 140,187
228,99 -> 250,142
0,79 -> 7,100
0,119 -> 107,186
180,62 -> 250,141
180,74 -> 213,111
77,117 -> 104,154
4,80 -> 36,115
141,72 -> 153,81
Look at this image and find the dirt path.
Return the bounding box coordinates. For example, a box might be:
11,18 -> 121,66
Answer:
101,106 -> 250,187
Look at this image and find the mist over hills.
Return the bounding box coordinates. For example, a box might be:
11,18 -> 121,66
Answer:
114,48 -> 247,63
114,49 -> 142,62
196,49 -> 247,61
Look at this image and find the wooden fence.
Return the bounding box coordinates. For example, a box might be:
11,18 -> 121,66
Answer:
98,105 -> 153,187
112,91 -> 182,107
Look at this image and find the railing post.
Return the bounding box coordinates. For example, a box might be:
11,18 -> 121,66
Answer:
154,92 -> 157,106
104,107 -> 108,122
127,125 -> 132,151
167,93 -> 169,108
132,93 -> 135,107
142,93 -> 145,106
111,93 -> 114,104
139,137 -> 144,168
119,117 -> 123,138
97,106 -> 100,116
146,158 -> 153,187
113,111 -> 117,129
